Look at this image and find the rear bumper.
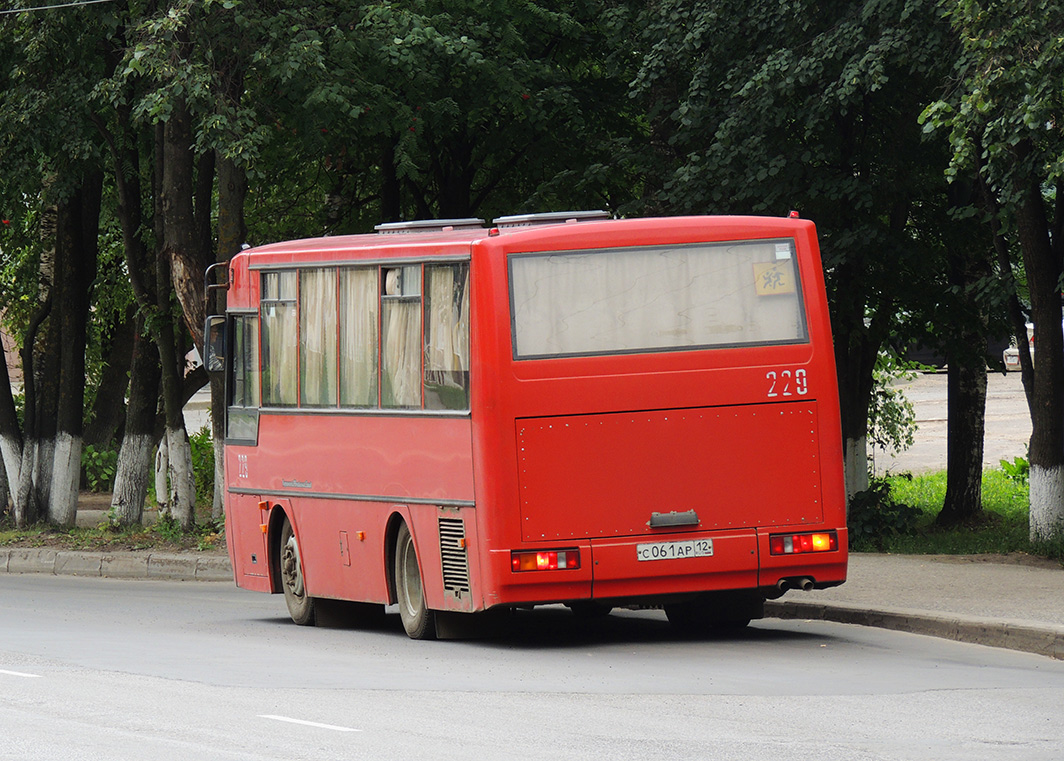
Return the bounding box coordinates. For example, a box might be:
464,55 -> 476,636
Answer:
481,526 -> 847,608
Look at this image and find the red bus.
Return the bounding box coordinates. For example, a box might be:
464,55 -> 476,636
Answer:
205,212 -> 847,639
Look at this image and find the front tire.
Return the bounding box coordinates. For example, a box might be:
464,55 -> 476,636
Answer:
280,517 -> 315,626
394,523 -> 436,640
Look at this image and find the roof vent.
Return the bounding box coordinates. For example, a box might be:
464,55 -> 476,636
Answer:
374,218 -> 485,234
491,210 -> 611,228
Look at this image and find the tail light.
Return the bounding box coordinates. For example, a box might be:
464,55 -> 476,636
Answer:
769,531 -> 837,555
511,549 -> 581,572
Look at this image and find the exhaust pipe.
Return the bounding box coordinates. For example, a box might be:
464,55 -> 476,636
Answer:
776,576 -> 815,593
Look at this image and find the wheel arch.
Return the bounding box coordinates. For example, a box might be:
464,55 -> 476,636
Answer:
384,510 -> 409,605
266,502 -> 291,594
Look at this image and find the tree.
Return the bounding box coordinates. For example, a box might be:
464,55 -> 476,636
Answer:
629,0 -> 958,498
924,0 -> 1064,540
0,2 -> 110,527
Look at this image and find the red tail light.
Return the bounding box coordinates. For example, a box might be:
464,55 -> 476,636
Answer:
511,549 -> 581,572
769,531 -> 837,555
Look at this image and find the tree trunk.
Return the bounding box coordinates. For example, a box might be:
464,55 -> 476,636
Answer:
212,153 -> 247,519
157,100 -> 201,529
154,434 -> 169,514
110,321 -> 162,526
1015,173 -> 1064,541
11,300 -> 50,527
84,307 -> 137,447
938,356 -> 987,526
49,173 -> 102,527
163,97 -> 209,348
166,424 -> 197,527
0,325 -> 23,508
835,325 -> 881,500
33,201 -> 60,517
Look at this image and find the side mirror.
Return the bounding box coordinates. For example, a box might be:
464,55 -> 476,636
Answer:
204,315 -> 226,373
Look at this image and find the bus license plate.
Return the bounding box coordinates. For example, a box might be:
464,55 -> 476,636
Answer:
636,539 -> 713,562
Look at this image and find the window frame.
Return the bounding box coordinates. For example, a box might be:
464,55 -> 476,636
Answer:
249,257 -> 472,416
507,238 -> 810,361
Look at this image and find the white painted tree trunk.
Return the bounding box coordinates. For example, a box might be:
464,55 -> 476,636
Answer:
13,440 -> 38,526
166,426 -> 197,529
0,434 -> 21,507
47,432 -> 81,526
1029,465 -> 1064,542
34,437 -> 55,515
154,435 -> 169,515
110,433 -> 154,526
843,434 -> 869,503
212,435 -> 224,521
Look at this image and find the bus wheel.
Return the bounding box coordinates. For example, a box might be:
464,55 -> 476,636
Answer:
665,593 -> 759,632
567,601 -> 613,619
394,523 -> 436,640
280,517 -> 315,626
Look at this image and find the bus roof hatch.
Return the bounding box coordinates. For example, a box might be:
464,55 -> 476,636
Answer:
492,210 -> 611,228
374,218 -> 486,234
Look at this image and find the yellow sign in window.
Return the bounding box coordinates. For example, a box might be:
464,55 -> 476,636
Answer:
753,261 -> 796,295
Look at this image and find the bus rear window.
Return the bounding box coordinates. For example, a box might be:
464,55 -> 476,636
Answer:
509,239 -> 808,359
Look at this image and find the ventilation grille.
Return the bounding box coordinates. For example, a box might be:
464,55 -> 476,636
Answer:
438,518 -> 470,594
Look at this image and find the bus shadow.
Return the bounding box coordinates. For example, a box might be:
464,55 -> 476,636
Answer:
457,608 -> 837,650
260,601 -> 842,650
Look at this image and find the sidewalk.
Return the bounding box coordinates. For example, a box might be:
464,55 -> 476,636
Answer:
1,546 -> 1062,658
766,553 -> 1064,659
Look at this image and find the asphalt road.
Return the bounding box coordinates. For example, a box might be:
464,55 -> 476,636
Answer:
3,575 -> 1064,760
872,370 -> 1030,474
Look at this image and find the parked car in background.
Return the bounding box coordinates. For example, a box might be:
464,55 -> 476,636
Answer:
1003,323 -> 1035,371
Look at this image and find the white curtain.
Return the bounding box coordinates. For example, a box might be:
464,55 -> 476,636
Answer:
300,268 -> 338,406
509,242 -> 805,358
261,271 -> 298,405
424,264 -> 470,410
382,266 -> 421,408
339,268 -> 379,406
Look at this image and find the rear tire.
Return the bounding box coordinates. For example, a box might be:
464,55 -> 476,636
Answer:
567,601 -> 613,619
280,517 -> 315,626
665,592 -> 762,633
394,523 -> 436,640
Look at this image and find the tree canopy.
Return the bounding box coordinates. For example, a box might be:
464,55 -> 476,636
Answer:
0,0 -> 1059,540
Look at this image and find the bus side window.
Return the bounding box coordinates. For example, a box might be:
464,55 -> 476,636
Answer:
261,271 -> 297,406
339,267 -> 379,407
424,263 -> 470,410
381,266 -> 422,408
228,314 -> 260,442
299,268 -> 338,407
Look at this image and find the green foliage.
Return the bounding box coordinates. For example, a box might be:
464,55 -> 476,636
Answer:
867,353 -> 917,457
188,426 -> 215,508
0,513 -> 221,552
81,444 -> 119,492
862,470 -> 1043,557
151,513 -> 184,544
921,0 -> 1064,200
848,477 -> 921,551
999,454 -> 1030,485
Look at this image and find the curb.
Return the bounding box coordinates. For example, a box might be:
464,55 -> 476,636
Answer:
765,599 -> 1064,661
0,548 -> 231,582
